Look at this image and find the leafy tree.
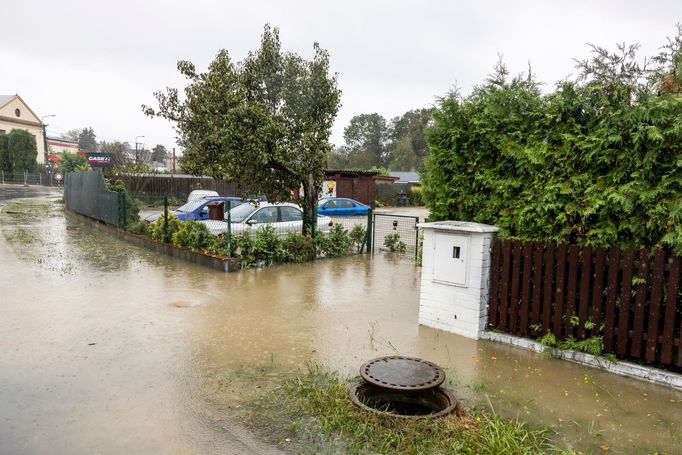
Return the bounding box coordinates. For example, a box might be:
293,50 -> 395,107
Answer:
339,113 -> 389,168
62,128 -> 97,152
0,134 -> 9,172
78,127 -> 97,152
57,152 -> 89,173
99,141 -> 133,171
423,29 -> 682,253
60,129 -> 81,142
7,129 -> 38,172
151,144 -> 168,162
143,24 -> 341,234
388,108 -> 433,171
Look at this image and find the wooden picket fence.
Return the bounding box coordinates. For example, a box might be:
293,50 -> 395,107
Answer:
488,239 -> 682,368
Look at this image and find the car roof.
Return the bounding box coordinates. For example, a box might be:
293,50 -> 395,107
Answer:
204,196 -> 241,201
241,201 -> 298,208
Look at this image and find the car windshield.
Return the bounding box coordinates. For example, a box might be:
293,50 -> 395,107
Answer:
176,200 -> 206,213
229,204 -> 257,222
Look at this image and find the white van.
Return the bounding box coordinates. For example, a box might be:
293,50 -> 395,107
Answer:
187,190 -> 219,202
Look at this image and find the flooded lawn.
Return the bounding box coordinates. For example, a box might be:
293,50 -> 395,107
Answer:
1,190 -> 681,454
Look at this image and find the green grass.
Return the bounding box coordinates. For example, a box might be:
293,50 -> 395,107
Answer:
243,369 -> 575,454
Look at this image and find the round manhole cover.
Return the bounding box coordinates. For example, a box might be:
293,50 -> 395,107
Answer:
360,356 -> 445,391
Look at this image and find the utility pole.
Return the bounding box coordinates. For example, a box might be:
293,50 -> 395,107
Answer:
134,135 -> 144,166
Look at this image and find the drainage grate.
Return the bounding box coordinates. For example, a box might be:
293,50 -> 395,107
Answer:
360,356 -> 445,391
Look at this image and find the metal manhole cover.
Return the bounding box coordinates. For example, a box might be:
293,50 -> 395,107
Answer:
360,356 -> 445,391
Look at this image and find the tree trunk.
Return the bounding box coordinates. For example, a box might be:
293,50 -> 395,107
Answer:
301,174 -> 317,236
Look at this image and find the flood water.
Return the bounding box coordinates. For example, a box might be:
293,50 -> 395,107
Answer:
1,188 -> 681,454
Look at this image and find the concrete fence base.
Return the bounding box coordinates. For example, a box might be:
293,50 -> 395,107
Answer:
481,331 -> 682,390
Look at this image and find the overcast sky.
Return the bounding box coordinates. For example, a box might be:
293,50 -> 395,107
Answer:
1,0 -> 680,151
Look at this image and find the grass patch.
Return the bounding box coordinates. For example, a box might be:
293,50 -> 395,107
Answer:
242,368 -> 575,454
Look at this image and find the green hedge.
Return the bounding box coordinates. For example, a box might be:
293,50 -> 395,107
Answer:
423,34 -> 682,253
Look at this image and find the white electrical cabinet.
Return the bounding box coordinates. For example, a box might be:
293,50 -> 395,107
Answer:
433,233 -> 469,286
418,221 -> 499,339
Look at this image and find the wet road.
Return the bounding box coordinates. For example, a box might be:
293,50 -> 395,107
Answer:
1,186 -> 681,454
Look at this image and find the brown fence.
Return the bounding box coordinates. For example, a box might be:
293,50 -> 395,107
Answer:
488,239 -> 682,368
111,174 -> 250,201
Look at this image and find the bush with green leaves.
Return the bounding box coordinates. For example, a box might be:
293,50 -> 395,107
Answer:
423,28 -> 682,253
171,219 -> 212,251
149,213 -> 182,242
127,220 -> 149,235
349,224 -> 366,253
254,225 -> 285,265
281,232 -> 314,262
233,233 -> 257,268
408,186 -> 423,206
383,232 -> 406,253
317,224 -> 352,257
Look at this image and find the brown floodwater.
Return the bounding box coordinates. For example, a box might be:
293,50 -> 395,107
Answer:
1,190 -> 681,454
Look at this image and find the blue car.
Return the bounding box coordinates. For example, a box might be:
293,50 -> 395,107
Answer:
317,197 -> 370,216
144,197 -> 243,222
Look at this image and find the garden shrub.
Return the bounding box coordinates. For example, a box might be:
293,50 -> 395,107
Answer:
171,219 -> 212,251
281,232 -> 314,263
253,225 -> 285,265
408,186 -> 423,206
127,220 -> 149,235
318,224 -> 352,257
349,224 -> 366,253
206,233 -> 227,256
149,213 -> 182,242
233,233 -> 256,268
383,232 -> 406,253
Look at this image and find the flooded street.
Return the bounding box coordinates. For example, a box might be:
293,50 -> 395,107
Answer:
1,188 -> 681,454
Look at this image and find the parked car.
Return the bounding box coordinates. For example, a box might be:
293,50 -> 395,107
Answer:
144,197 -> 243,222
187,190 -> 219,202
201,202 -> 333,236
318,197 -> 370,216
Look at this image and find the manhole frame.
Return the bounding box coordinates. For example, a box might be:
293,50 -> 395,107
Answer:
349,382 -> 458,419
359,355 -> 446,392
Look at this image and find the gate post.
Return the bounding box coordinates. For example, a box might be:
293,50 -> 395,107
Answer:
365,208 -> 373,253
418,221 -> 499,339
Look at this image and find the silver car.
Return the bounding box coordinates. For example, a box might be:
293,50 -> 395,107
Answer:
200,202 -> 333,236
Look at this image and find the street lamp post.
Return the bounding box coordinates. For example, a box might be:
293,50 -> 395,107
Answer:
135,135 -> 145,166
41,114 -> 56,172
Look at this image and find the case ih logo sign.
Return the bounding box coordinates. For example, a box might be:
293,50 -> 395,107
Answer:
87,153 -> 113,168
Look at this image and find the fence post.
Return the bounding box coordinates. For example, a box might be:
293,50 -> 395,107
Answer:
163,195 -> 169,243
23,170 -> 28,187
365,208 -> 373,253
118,191 -> 128,228
226,208 -> 232,257
1,170 -> 3,184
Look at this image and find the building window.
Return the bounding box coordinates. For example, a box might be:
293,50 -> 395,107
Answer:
14,108 -> 21,117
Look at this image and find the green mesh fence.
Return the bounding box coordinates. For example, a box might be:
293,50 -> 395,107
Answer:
64,172 -> 122,227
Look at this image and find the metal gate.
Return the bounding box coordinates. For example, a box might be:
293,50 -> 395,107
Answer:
372,213 -> 420,259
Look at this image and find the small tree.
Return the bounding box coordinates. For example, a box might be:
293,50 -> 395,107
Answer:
7,129 -> 38,172
144,24 -> 341,234
57,152 -> 89,173
78,127 -> 97,152
151,144 -> 168,162
0,134 -> 9,172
